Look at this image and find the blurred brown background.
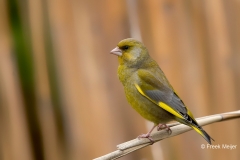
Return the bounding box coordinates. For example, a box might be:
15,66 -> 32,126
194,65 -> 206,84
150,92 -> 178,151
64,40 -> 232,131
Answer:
0,0 -> 240,160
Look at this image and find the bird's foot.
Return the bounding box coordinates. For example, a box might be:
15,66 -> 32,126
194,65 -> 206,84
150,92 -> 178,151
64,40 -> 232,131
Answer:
157,124 -> 172,135
138,133 -> 155,145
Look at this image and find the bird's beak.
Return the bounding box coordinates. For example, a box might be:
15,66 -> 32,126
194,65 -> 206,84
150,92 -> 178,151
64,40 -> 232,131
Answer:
110,47 -> 122,56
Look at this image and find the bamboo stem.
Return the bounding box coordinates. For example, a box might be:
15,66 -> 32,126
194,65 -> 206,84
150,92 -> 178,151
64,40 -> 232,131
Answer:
94,110 -> 240,160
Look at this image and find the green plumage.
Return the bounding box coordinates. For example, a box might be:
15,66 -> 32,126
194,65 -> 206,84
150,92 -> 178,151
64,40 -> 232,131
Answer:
111,38 -> 213,144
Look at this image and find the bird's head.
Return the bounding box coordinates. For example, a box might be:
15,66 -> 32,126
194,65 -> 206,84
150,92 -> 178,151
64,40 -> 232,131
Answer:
110,38 -> 150,67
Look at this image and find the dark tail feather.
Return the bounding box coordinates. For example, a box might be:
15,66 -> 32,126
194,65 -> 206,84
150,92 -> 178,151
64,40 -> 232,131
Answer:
175,116 -> 214,144
191,125 -> 214,144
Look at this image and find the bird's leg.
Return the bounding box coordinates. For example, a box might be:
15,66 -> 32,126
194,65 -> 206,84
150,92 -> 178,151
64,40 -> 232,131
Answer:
157,124 -> 172,135
138,124 -> 157,144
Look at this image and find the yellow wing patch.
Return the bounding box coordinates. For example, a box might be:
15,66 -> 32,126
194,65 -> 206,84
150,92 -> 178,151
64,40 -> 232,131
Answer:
159,102 -> 183,119
134,83 -> 145,96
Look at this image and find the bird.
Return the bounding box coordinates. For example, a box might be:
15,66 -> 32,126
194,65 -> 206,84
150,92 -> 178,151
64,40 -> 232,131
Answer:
110,38 -> 213,144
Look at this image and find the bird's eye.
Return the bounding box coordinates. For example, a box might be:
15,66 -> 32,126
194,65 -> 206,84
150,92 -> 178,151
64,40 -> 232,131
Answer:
122,45 -> 129,50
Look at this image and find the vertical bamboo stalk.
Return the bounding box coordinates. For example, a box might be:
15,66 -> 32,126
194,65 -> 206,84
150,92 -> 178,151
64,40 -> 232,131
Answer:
0,1 -> 33,159
28,0 -> 63,159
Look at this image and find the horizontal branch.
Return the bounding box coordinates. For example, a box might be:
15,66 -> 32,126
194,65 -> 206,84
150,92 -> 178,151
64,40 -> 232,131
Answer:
94,110 -> 240,160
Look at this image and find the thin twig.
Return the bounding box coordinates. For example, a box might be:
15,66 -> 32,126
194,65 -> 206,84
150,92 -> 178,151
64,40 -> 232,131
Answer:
94,110 -> 240,160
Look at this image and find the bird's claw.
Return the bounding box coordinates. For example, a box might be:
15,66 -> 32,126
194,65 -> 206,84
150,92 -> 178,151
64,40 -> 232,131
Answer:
138,134 -> 155,145
157,124 -> 172,135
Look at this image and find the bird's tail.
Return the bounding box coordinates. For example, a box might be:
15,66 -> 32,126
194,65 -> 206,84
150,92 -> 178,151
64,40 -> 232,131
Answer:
190,125 -> 214,144
175,116 -> 214,144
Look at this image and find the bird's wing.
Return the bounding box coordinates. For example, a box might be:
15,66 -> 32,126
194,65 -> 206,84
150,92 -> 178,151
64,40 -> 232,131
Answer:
135,69 -> 213,144
135,69 -> 199,125
135,69 -> 203,126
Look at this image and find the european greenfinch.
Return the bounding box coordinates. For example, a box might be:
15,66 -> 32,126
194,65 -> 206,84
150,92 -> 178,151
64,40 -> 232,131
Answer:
110,38 -> 213,144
